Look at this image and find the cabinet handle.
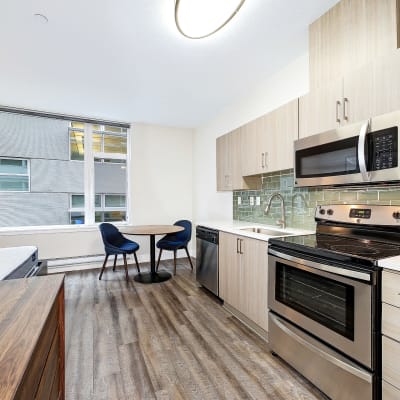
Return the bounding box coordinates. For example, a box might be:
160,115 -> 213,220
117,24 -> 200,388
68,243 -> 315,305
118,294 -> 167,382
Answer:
343,97 -> 349,121
239,239 -> 244,254
336,100 -> 341,124
265,151 -> 268,169
236,238 -> 240,254
261,152 -> 265,168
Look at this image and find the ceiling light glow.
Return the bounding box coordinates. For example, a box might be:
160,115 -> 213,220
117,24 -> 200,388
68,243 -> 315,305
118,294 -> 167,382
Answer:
175,0 -> 245,39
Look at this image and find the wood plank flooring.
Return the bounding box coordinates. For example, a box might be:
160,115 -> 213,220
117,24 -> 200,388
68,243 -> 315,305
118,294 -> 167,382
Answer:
64,258 -> 326,400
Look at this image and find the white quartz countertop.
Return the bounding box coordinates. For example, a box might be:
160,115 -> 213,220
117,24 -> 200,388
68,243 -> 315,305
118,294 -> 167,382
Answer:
378,256 -> 400,272
196,220 -> 314,242
0,246 -> 37,280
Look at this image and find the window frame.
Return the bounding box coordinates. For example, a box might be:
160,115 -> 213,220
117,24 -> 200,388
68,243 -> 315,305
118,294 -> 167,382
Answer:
0,157 -> 31,192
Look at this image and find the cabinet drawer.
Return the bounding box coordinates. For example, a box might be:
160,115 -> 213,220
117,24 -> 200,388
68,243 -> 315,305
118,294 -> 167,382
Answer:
382,335 -> 400,390
382,303 -> 400,341
383,380 -> 400,400
382,271 -> 400,307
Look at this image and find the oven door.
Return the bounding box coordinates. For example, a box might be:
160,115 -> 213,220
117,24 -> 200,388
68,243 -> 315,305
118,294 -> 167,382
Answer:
268,249 -> 373,368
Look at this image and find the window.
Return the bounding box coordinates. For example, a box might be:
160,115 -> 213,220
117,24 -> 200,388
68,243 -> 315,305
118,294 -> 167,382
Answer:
0,110 -> 129,228
70,194 -> 126,224
0,158 -> 30,191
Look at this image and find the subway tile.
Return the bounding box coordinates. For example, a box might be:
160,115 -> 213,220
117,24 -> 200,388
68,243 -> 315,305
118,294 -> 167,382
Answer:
339,191 -> 358,202
379,190 -> 400,201
357,191 -> 378,201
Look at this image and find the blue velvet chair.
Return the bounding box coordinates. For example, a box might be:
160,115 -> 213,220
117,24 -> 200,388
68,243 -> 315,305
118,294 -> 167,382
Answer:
155,220 -> 194,275
98,223 -> 141,281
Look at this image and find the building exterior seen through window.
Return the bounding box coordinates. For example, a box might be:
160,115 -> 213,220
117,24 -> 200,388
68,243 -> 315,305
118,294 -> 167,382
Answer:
0,111 -> 129,227
0,158 -> 30,191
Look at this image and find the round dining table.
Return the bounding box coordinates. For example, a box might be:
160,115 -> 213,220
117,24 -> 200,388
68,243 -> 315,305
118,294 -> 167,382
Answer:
119,225 -> 184,284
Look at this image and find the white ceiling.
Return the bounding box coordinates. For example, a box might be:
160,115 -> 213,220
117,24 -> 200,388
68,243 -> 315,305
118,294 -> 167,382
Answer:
0,0 -> 339,128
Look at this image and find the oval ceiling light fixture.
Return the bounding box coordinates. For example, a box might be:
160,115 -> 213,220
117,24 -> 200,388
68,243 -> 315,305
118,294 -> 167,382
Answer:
175,0 -> 245,39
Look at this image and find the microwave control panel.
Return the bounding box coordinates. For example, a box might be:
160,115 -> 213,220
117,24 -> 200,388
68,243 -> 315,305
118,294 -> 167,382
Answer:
369,127 -> 398,171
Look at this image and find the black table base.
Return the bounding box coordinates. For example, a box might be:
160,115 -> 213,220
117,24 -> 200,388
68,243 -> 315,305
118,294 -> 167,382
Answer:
134,234 -> 172,284
134,271 -> 172,284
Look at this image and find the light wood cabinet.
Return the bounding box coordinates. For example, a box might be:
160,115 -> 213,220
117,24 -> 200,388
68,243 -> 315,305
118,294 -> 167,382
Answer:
300,49 -> 400,138
382,270 -> 400,398
241,99 -> 298,175
309,0 -> 398,90
383,380 -> 400,400
219,232 -> 269,332
216,129 -> 258,191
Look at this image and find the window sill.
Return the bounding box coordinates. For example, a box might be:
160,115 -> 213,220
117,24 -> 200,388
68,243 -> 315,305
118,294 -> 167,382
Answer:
0,222 -> 131,236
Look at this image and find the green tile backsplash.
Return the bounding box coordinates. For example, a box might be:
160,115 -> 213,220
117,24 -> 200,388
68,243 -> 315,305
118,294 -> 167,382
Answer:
233,169 -> 400,231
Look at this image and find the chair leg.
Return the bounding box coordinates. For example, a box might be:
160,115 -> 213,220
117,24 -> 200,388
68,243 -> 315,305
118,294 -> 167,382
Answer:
99,254 -> 109,280
184,246 -> 194,271
112,254 -> 118,271
173,250 -> 177,276
133,252 -> 141,274
123,254 -> 129,282
156,249 -> 162,272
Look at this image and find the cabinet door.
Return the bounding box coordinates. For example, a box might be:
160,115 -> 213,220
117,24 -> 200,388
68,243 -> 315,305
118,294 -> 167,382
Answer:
241,116 -> 266,176
264,99 -> 299,171
216,133 -> 232,191
299,78 -> 343,138
219,232 -> 241,310
242,238 -> 269,332
309,0 -> 347,90
309,0 -> 398,90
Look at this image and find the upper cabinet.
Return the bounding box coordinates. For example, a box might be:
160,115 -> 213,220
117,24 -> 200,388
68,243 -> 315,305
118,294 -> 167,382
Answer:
241,99 -> 299,176
216,128 -> 258,191
216,99 -> 298,190
300,49 -> 400,138
309,0 -> 399,90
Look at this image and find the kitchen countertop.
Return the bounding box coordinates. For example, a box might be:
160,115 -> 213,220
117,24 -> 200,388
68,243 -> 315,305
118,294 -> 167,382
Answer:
378,256 -> 400,273
196,220 -> 314,242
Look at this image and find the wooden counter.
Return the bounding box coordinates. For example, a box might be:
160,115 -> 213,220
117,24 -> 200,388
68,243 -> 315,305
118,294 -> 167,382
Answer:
0,274 -> 65,400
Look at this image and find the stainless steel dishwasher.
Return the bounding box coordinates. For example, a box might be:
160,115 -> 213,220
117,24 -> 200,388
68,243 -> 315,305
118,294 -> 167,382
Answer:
196,226 -> 219,296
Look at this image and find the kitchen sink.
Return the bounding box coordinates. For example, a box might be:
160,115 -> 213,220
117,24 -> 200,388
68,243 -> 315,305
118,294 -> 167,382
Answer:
239,227 -> 291,236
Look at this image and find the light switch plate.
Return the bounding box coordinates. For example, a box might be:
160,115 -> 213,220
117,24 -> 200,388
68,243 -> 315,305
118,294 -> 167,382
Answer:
256,196 -> 260,206
238,196 -> 241,205
250,196 -> 254,206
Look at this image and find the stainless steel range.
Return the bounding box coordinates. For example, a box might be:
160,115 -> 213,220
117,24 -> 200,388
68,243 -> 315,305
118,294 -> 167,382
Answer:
268,204 -> 400,400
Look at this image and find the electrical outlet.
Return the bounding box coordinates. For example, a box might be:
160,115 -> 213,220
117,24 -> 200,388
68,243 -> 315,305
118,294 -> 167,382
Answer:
238,196 -> 241,205
256,196 -> 260,206
250,196 -> 254,206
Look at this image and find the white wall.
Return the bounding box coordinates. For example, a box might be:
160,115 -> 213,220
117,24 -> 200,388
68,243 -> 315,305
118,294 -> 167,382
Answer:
0,123 -> 194,261
193,53 -> 310,223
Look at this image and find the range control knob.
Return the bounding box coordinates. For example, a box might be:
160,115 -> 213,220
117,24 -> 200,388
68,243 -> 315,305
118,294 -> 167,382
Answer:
393,211 -> 400,220
327,209 -> 334,216
319,209 -> 326,215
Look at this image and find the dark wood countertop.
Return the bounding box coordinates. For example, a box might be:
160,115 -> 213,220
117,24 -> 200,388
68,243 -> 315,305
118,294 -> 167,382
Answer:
0,274 -> 65,400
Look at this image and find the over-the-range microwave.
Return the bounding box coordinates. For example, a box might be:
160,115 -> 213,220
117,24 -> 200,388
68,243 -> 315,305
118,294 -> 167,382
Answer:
294,110 -> 400,187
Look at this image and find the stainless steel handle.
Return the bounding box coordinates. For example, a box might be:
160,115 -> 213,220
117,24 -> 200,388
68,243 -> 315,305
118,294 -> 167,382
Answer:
270,313 -> 372,383
239,239 -> 244,254
261,152 -> 265,168
335,100 -> 341,123
343,97 -> 349,121
358,119 -> 371,182
265,151 -> 268,169
268,249 -> 371,282
236,238 -> 240,254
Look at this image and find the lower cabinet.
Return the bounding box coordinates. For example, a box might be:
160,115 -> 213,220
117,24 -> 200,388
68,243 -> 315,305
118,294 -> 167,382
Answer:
382,270 -> 400,399
219,232 -> 269,332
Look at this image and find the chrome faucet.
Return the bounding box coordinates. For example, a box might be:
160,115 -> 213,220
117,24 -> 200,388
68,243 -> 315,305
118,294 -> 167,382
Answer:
265,192 -> 286,229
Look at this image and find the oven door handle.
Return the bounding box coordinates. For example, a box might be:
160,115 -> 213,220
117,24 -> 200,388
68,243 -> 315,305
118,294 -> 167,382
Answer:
269,249 -> 371,282
358,118 -> 371,182
270,313 -> 373,383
